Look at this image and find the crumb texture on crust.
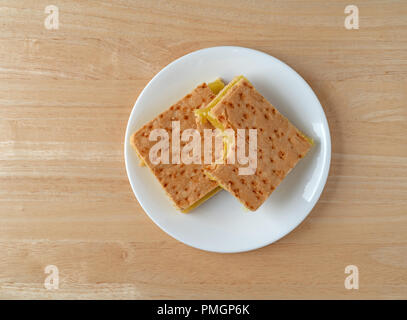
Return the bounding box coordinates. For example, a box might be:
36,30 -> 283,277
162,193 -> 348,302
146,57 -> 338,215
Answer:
206,78 -> 312,211
131,83 -> 218,211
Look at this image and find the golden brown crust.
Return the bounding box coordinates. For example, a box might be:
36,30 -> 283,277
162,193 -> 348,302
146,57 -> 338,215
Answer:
131,84 -> 218,211
206,78 -> 312,211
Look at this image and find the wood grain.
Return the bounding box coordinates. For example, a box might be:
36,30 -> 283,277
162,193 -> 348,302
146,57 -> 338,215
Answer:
0,0 -> 406,299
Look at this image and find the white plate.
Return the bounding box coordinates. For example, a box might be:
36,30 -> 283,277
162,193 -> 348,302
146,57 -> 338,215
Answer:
124,46 -> 331,253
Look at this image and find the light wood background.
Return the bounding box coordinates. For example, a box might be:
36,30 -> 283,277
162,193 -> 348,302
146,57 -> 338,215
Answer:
0,0 -> 406,299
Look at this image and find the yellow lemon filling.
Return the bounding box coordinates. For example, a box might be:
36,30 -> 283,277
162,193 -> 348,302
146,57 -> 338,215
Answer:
201,76 -> 250,163
204,171 -> 228,190
208,78 -> 225,95
298,131 -> 314,146
181,186 -> 222,213
195,75 -> 246,130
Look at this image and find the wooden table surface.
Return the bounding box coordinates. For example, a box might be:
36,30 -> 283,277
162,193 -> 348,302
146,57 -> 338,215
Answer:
0,0 -> 406,299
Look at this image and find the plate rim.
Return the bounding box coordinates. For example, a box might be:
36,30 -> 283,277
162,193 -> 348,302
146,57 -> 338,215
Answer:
124,46 -> 331,253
